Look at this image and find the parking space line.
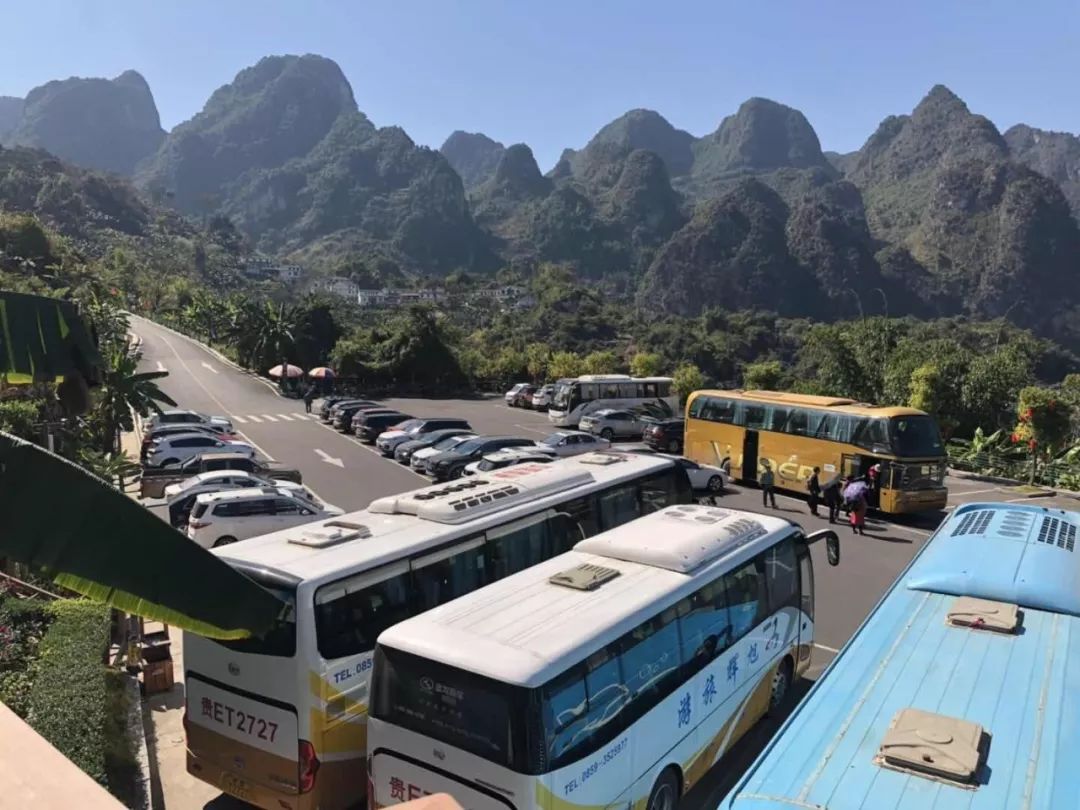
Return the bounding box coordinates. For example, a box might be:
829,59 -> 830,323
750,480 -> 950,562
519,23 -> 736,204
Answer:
230,414 -> 248,424
948,487 -> 1001,498
246,414 -> 262,423
813,642 -> 840,654
276,414 -> 294,421
261,414 -> 278,422
515,423 -> 551,436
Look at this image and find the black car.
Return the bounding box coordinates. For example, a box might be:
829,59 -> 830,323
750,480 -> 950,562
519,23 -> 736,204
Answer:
394,429 -> 476,464
319,395 -> 358,421
355,411 -> 413,443
424,436 -> 537,481
332,402 -> 381,430
377,418 -> 473,456
349,407 -> 404,433
642,418 -> 686,453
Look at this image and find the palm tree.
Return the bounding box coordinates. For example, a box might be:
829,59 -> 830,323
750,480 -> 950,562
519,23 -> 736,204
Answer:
232,300 -> 299,371
94,346 -> 176,452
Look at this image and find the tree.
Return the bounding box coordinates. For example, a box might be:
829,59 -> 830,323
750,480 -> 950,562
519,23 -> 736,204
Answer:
743,360 -> 784,390
525,343 -> 552,383
583,350 -> 618,375
629,352 -> 663,378
548,351 -> 584,380
491,347 -> 528,388
231,301 -> 300,371
672,363 -> 706,404
92,346 -> 176,452
1012,387 -> 1072,482
907,363 -> 959,439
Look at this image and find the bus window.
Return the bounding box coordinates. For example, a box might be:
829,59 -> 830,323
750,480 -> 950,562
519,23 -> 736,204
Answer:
797,544 -> 814,620
619,606 -> 681,708
688,396 -> 705,419
786,408 -> 809,436
854,418 -> 889,452
701,397 -> 735,423
639,470 -> 681,514
598,484 -> 639,530
740,403 -> 767,430
583,646 -> 628,737
763,539 -> 799,613
642,382 -> 659,398
676,579 -> 732,674
724,560 -> 766,641
889,415 -> 944,456
315,568 -> 413,660
603,382 -> 621,399
817,413 -> 858,443
487,517 -> 550,580
657,380 -> 672,398
411,539 -> 490,611
618,383 -> 641,398
543,669 -> 589,765
763,405 -> 790,432
561,495 -> 599,537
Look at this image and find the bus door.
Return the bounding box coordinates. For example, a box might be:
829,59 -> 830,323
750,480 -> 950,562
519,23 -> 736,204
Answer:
742,431 -> 759,482
840,454 -> 862,480
795,543 -> 814,675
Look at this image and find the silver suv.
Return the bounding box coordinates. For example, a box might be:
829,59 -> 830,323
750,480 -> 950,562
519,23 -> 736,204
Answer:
579,409 -> 646,441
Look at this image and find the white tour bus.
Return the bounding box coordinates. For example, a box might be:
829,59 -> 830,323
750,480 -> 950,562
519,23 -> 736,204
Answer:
368,504 -> 840,810
183,452 -> 694,810
548,375 -> 677,427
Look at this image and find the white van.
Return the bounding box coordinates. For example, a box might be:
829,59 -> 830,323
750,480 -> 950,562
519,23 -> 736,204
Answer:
187,487 -> 344,549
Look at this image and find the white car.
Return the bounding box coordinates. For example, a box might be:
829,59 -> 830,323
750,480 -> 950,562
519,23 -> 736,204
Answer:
165,470 -> 279,527
660,454 -> 729,493
410,433 -> 476,470
535,431 -> 611,458
531,384 -> 555,410
145,432 -> 256,468
463,447 -> 556,476
187,486 -> 344,549
147,409 -> 233,433
504,382 -> 530,405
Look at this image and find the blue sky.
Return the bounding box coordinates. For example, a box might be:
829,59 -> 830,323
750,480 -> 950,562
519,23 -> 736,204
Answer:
2,0 -> 1077,170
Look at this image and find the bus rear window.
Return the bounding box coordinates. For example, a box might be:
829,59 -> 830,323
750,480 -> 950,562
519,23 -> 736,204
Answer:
213,580 -> 297,657
371,647 -> 528,769
889,415 -> 944,457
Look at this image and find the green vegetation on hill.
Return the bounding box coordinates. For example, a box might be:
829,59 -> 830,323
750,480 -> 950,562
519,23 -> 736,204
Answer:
440,131 -> 506,190
1005,124 -> 1080,223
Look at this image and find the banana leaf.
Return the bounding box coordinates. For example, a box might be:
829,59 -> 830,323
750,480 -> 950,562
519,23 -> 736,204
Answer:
0,291 -> 103,384
0,431 -> 284,639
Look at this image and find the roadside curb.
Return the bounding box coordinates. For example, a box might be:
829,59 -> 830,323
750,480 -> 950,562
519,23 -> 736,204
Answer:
125,674 -> 153,810
949,467 -> 1078,499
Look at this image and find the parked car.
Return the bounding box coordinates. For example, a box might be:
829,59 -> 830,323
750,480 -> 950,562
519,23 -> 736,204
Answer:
333,402 -> 383,431
144,432 -> 256,468
141,423 -> 238,461
318,395 -> 359,421
355,411 -> 414,443
187,487 -> 344,549
140,453 -> 302,499
642,418 -> 686,454
659,454 -> 728,493
511,384 -> 538,407
408,432 -> 478,469
147,409 -> 233,433
535,430 -> 611,458
463,447 -> 555,476
166,472 -> 316,528
504,382 -> 531,406
579,408 -> 647,441
376,418 -> 473,456
531,384 -> 555,411
424,436 -> 537,481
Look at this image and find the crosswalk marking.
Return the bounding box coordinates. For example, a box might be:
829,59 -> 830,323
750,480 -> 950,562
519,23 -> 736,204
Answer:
230,414 -> 248,424
246,415 -> 262,423
261,414 -> 278,422
276,414 -> 294,421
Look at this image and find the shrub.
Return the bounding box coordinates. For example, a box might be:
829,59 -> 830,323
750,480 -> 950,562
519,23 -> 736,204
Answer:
25,600 -> 111,785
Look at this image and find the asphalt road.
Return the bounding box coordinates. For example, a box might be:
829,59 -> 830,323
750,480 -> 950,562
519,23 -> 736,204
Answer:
131,315 -> 1079,809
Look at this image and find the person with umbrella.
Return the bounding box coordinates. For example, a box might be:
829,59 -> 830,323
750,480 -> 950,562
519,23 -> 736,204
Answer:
821,474 -> 842,523
844,476 -> 869,535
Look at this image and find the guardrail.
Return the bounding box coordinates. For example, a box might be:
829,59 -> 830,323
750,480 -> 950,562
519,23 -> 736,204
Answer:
948,448 -> 1080,490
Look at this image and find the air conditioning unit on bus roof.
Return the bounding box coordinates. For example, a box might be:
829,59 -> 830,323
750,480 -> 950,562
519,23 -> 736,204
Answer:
368,466 -> 596,525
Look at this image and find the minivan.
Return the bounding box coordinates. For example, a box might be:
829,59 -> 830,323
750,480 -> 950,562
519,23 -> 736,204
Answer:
355,411 -> 414,443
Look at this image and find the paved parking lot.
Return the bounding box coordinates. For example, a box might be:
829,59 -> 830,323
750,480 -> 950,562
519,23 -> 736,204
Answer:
132,316 -> 1079,810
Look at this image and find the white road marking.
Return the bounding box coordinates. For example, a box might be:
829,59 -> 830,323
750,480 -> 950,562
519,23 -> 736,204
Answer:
261,414 -> 278,422
156,361 -> 167,372
236,432 -> 276,462
949,486 -> 1002,498
276,414 -> 294,421
514,423 -> 552,436
315,449 -> 345,468
200,361 -> 219,374
813,643 -> 841,654
245,414 -> 262,423
229,414 -> 248,424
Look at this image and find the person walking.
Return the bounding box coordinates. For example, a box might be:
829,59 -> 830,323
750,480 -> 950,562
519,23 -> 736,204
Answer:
302,384 -> 317,414
760,461 -> 777,509
807,467 -> 822,517
849,490 -> 868,535
822,475 -> 842,523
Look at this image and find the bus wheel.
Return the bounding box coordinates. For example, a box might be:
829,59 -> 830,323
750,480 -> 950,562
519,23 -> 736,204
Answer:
646,768 -> 680,810
769,658 -> 793,713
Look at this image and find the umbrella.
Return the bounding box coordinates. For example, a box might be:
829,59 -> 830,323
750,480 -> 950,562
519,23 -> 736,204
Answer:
843,480 -> 869,502
308,366 -> 335,379
0,430 -> 285,640
268,363 -> 304,378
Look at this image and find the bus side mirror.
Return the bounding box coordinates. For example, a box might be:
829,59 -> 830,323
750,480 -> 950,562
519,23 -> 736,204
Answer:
805,530 -> 840,566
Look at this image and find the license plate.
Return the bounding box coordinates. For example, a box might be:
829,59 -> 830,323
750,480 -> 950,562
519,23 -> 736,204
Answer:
221,774 -> 252,802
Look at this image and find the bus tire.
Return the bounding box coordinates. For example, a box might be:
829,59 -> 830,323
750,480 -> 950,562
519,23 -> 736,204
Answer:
768,657 -> 794,713
646,767 -> 681,810
213,536 -> 238,548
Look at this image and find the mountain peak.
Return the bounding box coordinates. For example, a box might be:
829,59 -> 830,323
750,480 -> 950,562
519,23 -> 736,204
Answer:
575,108 -> 695,178
440,131 -> 506,190
489,143 -> 550,197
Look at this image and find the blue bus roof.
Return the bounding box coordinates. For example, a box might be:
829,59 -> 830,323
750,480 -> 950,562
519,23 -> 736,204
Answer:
721,502 -> 1080,810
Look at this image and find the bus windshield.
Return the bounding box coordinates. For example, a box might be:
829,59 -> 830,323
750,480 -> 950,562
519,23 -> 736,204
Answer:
213,578 -> 297,657
372,646 -> 529,769
889,415 -> 943,457
552,382 -> 573,410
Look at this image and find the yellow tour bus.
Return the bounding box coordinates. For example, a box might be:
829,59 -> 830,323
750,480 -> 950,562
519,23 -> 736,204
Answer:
684,390 -> 948,513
